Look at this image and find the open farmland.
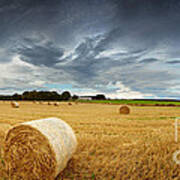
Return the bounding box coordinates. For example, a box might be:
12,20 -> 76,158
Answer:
0,101 -> 180,179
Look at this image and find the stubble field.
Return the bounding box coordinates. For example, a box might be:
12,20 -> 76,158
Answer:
0,101 -> 180,180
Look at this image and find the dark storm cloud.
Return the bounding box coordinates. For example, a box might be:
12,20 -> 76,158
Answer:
116,0 -> 180,16
166,60 -> 180,64
107,1 -> 180,55
0,0 -> 117,48
0,49 -> 14,63
16,38 -> 64,66
55,34 -> 175,96
0,0 -> 180,98
55,35 -> 140,84
139,58 -> 159,64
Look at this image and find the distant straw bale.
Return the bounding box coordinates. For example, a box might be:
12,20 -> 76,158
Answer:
11,101 -> 19,108
54,102 -> 60,106
119,105 -> 130,115
4,118 -> 77,180
68,102 -> 72,106
39,101 -> 43,105
48,102 -> 52,105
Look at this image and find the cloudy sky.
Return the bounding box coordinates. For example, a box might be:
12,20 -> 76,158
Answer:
0,0 -> 180,99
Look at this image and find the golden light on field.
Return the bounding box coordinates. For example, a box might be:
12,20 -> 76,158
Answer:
0,101 -> 180,179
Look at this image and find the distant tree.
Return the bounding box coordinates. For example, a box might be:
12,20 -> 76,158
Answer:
93,94 -> 106,100
12,93 -> 22,100
72,95 -> 79,101
50,91 -> 61,101
21,90 -> 62,101
0,90 -> 74,101
61,91 -> 71,101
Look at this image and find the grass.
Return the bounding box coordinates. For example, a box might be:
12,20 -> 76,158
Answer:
77,99 -> 180,106
0,101 -> 180,179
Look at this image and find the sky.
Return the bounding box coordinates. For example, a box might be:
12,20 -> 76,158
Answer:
0,0 -> 180,99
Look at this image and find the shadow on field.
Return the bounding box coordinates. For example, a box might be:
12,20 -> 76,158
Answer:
56,158 -> 76,180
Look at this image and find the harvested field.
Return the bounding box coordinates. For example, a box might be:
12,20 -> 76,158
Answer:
0,101 -> 180,179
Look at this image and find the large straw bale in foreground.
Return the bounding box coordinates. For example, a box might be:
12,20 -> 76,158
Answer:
0,123 -> 12,141
0,123 -> 11,179
4,118 -> 77,180
119,105 -> 130,115
11,101 -> 19,108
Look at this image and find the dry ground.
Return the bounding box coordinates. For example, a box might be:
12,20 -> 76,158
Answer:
0,101 -> 180,179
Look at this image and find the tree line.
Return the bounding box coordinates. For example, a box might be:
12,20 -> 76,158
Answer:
0,90 -> 106,101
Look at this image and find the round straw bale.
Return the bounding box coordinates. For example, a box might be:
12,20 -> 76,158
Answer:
39,101 -> 43,105
11,101 -> 19,108
33,101 -> 38,104
0,123 -> 12,141
4,118 -> 77,180
0,123 -> 11,179
54,102 -> 59,106
48,102 -> 52,105
119,105 -> 130,115
68,102 -> 72,106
